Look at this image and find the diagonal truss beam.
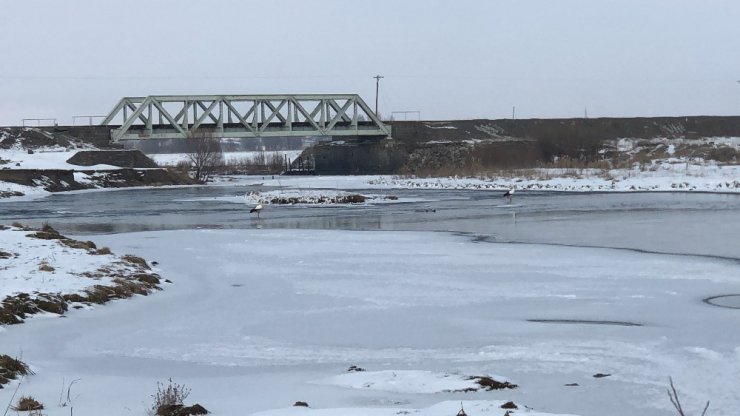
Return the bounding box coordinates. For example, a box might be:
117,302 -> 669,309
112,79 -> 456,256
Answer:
103,94 -> 390,141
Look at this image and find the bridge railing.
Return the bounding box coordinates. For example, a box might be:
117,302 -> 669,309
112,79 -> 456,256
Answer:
101,94 -> 391,141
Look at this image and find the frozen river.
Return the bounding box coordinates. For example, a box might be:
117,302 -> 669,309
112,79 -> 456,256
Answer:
2,184 -> 740,258
2,182 -> 740,416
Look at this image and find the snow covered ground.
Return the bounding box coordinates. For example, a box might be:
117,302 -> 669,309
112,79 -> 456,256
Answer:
1,228 -> 738,415
0,147 -> 120,171
315,370 -> 513,394
214,161 -> 740,193
0,227 -> 117,299
2,137 -> 740,202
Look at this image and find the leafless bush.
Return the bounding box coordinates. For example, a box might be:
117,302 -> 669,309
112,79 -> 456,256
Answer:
185,129 -> 223,182
149,378 -> 191,416
221,151 -> 287,175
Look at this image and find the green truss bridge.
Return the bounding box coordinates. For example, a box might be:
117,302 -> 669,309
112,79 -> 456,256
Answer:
101,94 -> 392,142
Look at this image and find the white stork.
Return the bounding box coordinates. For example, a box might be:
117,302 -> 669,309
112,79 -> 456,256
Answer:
250,204 -> 263,218
503,188 -> 515,203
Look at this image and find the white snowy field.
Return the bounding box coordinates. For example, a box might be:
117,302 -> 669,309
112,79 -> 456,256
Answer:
1,229 -> 739,415
215,161 -> 740,193
0,147 -> 120,171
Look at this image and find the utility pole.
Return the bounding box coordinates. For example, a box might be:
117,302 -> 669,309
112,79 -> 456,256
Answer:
374,74 -> 384,116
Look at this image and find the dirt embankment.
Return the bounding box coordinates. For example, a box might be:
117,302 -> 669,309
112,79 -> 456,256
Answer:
0,127 -> 198,195
0,168 -> 198,193
306,116 -> 740,175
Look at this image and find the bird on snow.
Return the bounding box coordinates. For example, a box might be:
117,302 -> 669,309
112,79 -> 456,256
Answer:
503,188 -> 515,203
250,204 -> 263,218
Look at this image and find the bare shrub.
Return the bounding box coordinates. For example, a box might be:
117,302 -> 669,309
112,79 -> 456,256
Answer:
222,151 -> 287,175
173,160 -> 191,173
185,129 -> 223,182
149,379 -> 191,416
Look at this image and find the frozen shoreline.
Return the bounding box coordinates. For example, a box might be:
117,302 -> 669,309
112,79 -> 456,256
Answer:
1,228 -> 738,415
7,165 -> 740,203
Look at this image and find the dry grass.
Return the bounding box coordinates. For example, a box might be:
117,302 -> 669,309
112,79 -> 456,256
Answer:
0,225 -> 163,326
38,261 -> 55,272
13,396 -> 44,411
95,246 -> 112,255
61,238 -> 97,250
0,355 -> 33,387
540,156 -> 611,170
1,293 -> 68,324
122,254 -> 150,269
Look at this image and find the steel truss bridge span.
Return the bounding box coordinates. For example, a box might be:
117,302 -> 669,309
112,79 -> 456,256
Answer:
101,94 -> 391,142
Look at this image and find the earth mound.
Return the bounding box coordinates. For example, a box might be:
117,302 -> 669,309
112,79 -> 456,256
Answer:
67,150 -> 158,168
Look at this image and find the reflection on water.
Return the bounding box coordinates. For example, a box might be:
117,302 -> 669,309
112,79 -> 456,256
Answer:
1,186 -> 740,258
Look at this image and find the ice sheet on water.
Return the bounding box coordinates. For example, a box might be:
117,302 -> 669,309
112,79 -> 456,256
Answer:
2,228 -> 740,415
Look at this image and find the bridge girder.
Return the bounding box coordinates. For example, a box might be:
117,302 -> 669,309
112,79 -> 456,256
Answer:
101,94 -> 391,142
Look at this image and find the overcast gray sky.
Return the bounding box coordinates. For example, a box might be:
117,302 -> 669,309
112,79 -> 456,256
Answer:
1,0 -> 739,125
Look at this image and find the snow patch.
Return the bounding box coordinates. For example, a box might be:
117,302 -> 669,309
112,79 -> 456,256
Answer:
315,370 -> 511,394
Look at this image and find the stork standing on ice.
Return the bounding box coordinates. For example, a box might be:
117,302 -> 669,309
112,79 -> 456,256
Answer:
503,187 -> 515,203
250,204 -> 263,218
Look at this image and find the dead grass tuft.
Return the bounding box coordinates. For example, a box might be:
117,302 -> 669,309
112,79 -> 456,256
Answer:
61,238 -> 97,250
135,273 -> 161,286
28,230 -> 64,240
13,396 -> 44,411
0,355 -> 33,387
0,293 -> 68,324
122,254 -> 150,269
95,246 -> 112,255
38,261 -> 55,272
